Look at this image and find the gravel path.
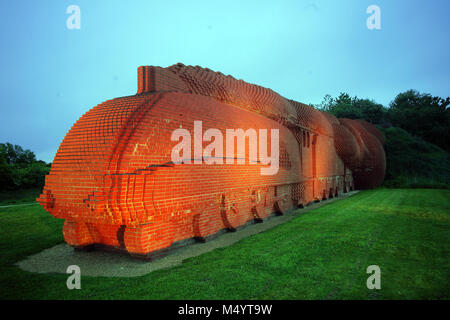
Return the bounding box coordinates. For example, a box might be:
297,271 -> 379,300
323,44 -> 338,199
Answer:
16,191 -> 359,278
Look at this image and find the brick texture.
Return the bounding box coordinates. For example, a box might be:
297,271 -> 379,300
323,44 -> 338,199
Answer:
38,63 -> 386,258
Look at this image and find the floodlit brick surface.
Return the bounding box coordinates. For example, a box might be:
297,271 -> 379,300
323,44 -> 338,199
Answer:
38,63 -> 386,257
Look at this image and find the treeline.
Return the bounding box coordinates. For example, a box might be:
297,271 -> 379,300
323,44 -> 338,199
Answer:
316,89 -> 450,188
380,126 -> 449,188
0,143 -> 50,191
316,89 -> 450,152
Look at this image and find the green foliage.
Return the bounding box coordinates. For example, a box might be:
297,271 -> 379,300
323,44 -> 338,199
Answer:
0,143 -> 50,191
387,90 -> 450,152
316,91 -> 450,188
379,126 -> 449,188
316,93 -> 387,124
0,188 -> 43,206
0,142 -> 36,165
316,90 -> 450,153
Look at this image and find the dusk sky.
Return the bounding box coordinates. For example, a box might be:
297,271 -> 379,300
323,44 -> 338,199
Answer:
1,0 -> 449,163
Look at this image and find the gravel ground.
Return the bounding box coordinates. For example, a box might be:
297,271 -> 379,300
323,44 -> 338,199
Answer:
16,191 -> 359,278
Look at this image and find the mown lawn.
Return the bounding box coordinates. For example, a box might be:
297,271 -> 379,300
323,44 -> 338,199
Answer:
0,188 -> 449,299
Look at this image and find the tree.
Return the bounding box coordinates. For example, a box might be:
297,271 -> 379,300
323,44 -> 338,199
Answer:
0,143 -> 49,190
354,99 -> 387,125
316,93 -> 387,124
0,142 -> 36,165
0,151 -> 13,190
388,90 -> 450,152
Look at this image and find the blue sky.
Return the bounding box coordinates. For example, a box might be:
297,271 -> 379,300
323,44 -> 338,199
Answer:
1,0 -> 449,162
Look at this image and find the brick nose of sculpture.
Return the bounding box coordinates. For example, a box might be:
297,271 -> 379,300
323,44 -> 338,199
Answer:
36,172 -> 116,223
37,187 -> 55,211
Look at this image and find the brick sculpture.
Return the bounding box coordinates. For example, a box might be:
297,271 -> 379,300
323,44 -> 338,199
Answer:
38,63 -> 386,259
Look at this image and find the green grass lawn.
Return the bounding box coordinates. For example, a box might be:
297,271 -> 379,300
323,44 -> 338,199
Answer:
0,188 -> 449,299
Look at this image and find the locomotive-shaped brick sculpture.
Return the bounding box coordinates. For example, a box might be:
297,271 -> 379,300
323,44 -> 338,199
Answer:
38,63 -> 386,259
